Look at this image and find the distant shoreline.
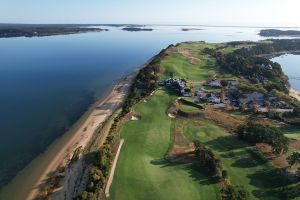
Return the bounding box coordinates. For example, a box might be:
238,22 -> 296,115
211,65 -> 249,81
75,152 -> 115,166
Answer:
259,29 -> 300,37
0,24 -> 108,38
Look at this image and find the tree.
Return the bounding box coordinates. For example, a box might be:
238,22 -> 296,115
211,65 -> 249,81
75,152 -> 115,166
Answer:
295,167 -> 300,179
287,151 -> 300,166
220,88 -> 226,102
222,170 -> 229,180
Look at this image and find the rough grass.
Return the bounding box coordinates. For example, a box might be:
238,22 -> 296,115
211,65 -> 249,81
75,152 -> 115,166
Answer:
180,119 -> 295,200
160,44 -> 217,81
109,90 -> 219,200
281,125 -> 300,140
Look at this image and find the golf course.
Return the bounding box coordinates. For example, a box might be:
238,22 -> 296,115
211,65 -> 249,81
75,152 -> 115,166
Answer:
108,41 -> 300,200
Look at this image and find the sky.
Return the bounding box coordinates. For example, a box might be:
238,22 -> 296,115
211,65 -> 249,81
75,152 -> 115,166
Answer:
1,0 -> 300,27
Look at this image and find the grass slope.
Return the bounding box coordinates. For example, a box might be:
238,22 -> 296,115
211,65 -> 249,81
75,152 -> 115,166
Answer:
109,90 -> 219,200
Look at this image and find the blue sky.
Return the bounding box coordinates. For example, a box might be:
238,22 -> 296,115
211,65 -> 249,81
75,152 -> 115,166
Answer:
1,0 -> 300,26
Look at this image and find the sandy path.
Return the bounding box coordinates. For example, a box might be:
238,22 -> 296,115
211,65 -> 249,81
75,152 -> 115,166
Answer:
105,139 -> 124,197
26,74 -> 135,200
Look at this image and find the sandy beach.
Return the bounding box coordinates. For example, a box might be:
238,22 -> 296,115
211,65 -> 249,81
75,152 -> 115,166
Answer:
290,88 -> 300,102
22,73 -> 136,200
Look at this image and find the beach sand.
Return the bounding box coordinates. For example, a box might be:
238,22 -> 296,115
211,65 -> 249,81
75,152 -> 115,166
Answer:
290,88 -> 300,102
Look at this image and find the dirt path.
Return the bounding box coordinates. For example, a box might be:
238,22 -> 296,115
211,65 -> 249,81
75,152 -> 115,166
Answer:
105,139 -> 124,197
26,74 -> 135,200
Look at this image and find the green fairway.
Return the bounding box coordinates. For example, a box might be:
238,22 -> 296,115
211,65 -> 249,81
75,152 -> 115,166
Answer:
109,90 -> 219,200
180,119 -> 294,200
160,45 -> 216,81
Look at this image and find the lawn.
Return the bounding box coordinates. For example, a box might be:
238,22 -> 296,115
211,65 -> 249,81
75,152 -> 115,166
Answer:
180,119 -> 295,200
180,104 -> 202,112
109,89 -> 219,200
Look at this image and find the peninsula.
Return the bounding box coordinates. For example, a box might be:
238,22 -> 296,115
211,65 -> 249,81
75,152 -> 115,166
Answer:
260,29 -> 300,37
122,27 -> 153,32
0,24 -> 108,38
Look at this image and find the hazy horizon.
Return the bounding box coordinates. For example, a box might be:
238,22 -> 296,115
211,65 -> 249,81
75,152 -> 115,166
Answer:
1,0 -> 300,27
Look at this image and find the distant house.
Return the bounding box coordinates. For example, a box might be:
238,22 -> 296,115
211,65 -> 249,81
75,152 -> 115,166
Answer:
226,80 -> 239,89
261,64 -> 273,71
181,88 -> 192,97
209,96 -> 221,104
207,79 -> 222,87
238,92 -> 265,106
165,77 -> 192,97
208,93 -> 221,104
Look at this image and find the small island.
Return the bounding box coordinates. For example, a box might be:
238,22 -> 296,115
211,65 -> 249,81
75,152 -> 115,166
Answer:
181,28 -> 204,31
122,27 -> 153,32
260,29 -> 300,37
0,24 -> 108,38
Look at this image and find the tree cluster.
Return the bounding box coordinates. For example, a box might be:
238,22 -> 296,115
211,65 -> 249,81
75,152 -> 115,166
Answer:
220,185 -> 249,200
237,122 -> 289,155
194,140 -> 225,178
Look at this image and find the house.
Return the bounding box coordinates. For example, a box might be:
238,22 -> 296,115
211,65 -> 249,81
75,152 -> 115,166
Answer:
195,89 -> 207,98
209,95 -> 221,104
165,78 -> 186,89
181,88 -> 192,97
208,93 -> 221,104
226,80 -> 239,89
238,92 -> 265,106
261,64 -> 273,71
207,79 -> 222,87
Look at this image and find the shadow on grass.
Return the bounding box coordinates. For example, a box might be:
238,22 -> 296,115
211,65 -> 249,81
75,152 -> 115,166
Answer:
248,168 -> 292,189
150,159 -> 219,186
251,185 -> 300,200
246,168 -> 295,199
205,136 -> 247,152
230,149 -> 267,168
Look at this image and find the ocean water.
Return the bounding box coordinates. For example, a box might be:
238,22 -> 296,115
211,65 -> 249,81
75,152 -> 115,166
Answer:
0,25 -> 300,197
272,54 -> 300,91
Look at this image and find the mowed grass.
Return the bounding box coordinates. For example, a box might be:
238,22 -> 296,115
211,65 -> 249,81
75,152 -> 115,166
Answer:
181,119 -> 294,200
109,89 -> 219,200
180,104 -> 203,113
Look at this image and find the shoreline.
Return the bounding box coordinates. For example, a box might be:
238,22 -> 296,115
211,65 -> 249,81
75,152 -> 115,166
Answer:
290,87 -> 300,102
27,72 -> 137,200
0,71 -> 138,200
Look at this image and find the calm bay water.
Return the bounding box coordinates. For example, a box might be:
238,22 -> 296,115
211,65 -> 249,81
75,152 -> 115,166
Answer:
0,25 -> 300,196
272,54 -> 300,91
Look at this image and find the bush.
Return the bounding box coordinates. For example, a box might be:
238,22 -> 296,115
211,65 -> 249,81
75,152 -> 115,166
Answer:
221,185 -> 249,200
